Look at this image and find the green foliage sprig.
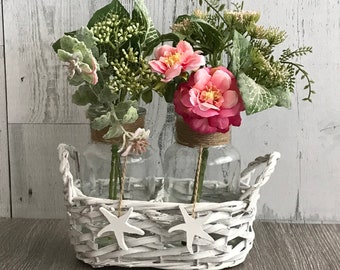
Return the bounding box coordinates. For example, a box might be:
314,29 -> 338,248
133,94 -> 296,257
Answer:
53,0 -> 161,139
168,0 -> 314,114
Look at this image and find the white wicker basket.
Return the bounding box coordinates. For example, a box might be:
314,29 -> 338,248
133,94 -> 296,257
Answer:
58,144 -> 280,269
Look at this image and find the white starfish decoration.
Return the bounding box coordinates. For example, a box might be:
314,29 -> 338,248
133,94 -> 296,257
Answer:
97,207 -> 144,251
168,205 -> 214,254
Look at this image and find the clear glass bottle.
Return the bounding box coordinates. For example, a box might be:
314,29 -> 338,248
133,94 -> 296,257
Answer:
81,108 -> 162,201
163,117 -> 241,203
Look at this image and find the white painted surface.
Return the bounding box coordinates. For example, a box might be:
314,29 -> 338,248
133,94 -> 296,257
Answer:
0,0 -> 339,221
0,1 -> 11,217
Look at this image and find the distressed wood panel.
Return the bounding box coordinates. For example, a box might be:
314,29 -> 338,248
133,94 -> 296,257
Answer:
0,0 -> 11,217
233,0 -> 340,222
2,0 -> 339,221
9,124 -> 91,218
3,0 -> 111,124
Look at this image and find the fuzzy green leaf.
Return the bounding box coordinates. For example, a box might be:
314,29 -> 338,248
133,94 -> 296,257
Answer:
97,53 -> 109,68
57,50 -> 73,62
122,106 -> 138,124
91,112 -> 111,130
59,35 -> 79,53
114,101 -> 138,121
75,27 -> 98,49
237,72 -> 278,114
270,87 -> 292,109
103,123 -> 123,139
72,85 -> 98,106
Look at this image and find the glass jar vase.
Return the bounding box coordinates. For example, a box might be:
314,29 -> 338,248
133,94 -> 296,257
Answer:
163,117 -> 241,203
81,108 -> 162,201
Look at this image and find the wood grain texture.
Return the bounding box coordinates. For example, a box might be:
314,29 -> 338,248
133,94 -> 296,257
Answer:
3,0 -> 111,124
8,124 -> 91,218
233,0 -> 340,222
1,0 -> 339,221
0,0 -> 11,217
0,219 -> 339,270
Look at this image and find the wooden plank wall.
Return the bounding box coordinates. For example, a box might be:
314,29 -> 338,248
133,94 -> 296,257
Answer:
233,0 -> 340,222
0,0 -> 10,217
0,0 -> 339,222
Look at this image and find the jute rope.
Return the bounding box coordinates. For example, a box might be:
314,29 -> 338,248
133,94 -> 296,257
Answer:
91,115 -> 145,144
175,117 -> 230,148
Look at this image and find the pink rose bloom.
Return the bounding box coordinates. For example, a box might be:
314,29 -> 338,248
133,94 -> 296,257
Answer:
174,66 -> 244,134
149,40 -> 205,82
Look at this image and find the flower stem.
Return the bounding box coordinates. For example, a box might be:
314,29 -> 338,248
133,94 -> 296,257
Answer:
191,147 -> 209,203
109,144 -> 120,200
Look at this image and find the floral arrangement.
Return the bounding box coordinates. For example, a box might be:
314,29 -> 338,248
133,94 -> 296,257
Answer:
148,0 -> 314,202
150,0 -> 314,134
52,0 -> 163,199
52,0 -> 161,142
53,0 -> 313,201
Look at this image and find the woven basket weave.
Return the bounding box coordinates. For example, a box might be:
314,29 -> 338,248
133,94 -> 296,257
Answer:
58,144 -> 280,269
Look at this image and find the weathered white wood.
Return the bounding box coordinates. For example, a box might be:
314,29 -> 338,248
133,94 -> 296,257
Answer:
0,0 -> 11,217
9,124 -> 91,218
2,0 -> 339,221
3,0 -> 111,124
233,0 -> 340,222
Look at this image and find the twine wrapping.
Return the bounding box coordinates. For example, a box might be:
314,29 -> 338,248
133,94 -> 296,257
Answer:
91,115 -> 145,144
175,117 -> 230,148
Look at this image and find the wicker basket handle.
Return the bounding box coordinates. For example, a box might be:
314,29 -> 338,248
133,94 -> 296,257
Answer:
239,152 -> 281,204
57,143 -> 83,205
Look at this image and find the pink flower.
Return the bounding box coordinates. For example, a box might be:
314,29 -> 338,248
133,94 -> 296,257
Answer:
174,66 -> 244,134
149,40 -> 205,82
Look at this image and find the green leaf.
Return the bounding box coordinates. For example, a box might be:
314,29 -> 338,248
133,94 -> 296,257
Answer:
75,27 -> 98,49
229,31 -> 252,75
72,85 -> 98,105
98,85 -> 119,103
122,106 -> 138,124
59,35 -> 79,53
142,89 -> 153,103
73,42 -> 93,65
159,32 -> 182,44
57,50 -> 73,62
114,100 -> 138,121
270,87 -> 292,109
132,0 -> 161,57
192,18 -> 224,52
164,80 -> 177,103
237,72 -> 278,114
97,53 -> 109,68
87,0 -> 129,28
52,31 -> 76,52
103,123 -> 123,139
91,112 -> 111,130
86,104 -> 108,120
